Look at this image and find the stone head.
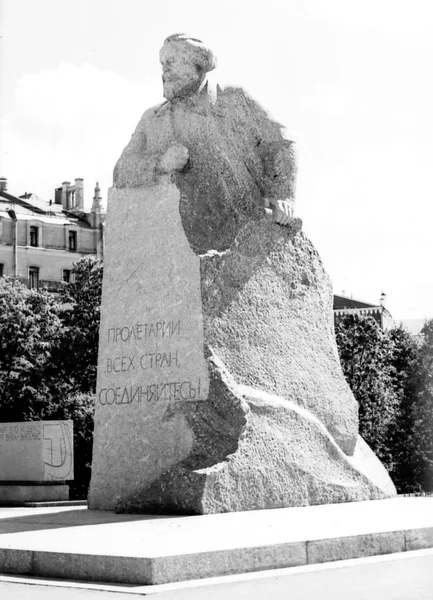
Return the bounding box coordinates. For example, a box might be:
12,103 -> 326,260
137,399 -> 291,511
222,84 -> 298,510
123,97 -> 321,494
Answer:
160,34 -> 217,101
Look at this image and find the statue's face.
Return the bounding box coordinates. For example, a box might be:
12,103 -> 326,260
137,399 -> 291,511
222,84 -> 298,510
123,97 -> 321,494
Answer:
160,43 -> 203,100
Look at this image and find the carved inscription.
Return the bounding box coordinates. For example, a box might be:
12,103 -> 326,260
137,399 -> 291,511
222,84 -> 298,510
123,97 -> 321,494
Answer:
100,318 -> 205,406
105,350 -> 180,373
0,422 -> 41,442
99,379 -> 202,405
107,320 -> 180,343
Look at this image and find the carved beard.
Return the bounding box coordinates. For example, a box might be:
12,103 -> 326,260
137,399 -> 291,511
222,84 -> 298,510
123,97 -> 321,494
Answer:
162,74 -> 201,101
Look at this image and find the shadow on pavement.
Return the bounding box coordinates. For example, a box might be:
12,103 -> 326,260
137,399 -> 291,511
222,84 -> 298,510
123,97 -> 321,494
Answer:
0,507 -> 179,534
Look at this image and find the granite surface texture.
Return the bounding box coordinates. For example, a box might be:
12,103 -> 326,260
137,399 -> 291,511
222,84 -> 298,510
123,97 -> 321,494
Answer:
88,184 -> 208,510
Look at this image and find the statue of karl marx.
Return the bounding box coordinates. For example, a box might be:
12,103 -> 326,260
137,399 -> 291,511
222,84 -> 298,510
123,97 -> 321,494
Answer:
114,33 -> 298,253
97,34 -> 397,514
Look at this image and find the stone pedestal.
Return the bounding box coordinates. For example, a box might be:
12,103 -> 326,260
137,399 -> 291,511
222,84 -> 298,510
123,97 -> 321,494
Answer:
89,182 -> 209,510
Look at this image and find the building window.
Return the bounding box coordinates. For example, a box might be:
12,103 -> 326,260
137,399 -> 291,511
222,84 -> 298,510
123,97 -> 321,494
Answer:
0,264 -> 3,277
30,226 -> 39,247
29,267 -> 39,290
68,230 -> 77,251
63,269 -> 72,283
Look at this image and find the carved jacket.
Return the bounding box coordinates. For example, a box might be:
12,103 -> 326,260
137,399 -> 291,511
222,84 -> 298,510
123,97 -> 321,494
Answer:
113,83 -> 297,252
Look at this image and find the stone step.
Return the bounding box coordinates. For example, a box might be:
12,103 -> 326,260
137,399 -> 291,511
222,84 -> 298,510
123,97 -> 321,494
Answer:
0,497 -> 432,586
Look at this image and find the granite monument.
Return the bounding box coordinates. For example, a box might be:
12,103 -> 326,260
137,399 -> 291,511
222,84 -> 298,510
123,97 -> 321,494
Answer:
88,34 -> 396,513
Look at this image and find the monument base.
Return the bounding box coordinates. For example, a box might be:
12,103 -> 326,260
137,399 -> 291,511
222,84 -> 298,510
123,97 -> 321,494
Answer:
0,498 -> 432,585
117,369 -> 396,515
89,184 -> 396,513
0,483 -> 69,504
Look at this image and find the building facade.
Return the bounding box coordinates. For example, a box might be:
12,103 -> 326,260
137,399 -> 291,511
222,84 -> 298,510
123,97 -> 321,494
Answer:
333,293 -> 392,329
0,177 -> 106,292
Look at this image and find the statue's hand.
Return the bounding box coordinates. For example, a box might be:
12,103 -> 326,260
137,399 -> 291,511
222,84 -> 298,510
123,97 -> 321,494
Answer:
266,198 -> 294,226
159,144 -> 189,173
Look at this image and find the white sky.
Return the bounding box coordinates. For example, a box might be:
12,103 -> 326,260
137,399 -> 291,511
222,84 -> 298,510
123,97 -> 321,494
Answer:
1,0 -> 432,320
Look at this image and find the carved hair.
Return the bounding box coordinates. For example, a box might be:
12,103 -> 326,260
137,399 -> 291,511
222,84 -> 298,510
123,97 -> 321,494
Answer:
163,33 -> 217,73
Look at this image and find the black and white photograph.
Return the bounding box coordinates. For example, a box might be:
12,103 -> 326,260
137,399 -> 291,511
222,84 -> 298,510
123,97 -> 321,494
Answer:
0,1 -> 432,598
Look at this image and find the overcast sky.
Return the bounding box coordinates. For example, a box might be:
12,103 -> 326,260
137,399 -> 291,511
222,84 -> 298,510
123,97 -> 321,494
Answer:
1,0 -> 432,320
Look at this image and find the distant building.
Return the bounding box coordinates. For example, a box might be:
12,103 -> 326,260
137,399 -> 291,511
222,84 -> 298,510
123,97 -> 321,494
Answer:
0,177 -> 106,292
333,292 -> 392,329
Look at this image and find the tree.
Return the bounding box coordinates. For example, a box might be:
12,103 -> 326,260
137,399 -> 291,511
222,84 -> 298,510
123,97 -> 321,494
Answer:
335,314 -> 399,472
52,256 -> 103,497
335,313 -> 433,494
411,319 -> 433,492
386,325 -> 421,492
0,276 -> 63,421
58,256 -> 103,394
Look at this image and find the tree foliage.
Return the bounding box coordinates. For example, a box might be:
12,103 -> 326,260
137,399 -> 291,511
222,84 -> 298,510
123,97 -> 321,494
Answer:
335,314 -> 398,471
55,256 -> 103,496
0,276 -> 63,421
0,258 -> 103,497
386,325 -> 420,492
411,320 -> 433,492
58,256 -> 103,394
335,314 -> 433,493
